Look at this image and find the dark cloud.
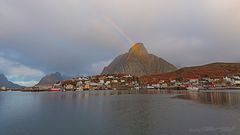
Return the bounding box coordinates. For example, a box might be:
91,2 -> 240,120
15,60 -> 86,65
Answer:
0,0 -> 240,86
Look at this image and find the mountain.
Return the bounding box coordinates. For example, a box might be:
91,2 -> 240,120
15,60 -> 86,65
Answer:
141,63 -> 240,82
36,72 -> 64,86
102,43 -> 177,76
0,74 -> 23,88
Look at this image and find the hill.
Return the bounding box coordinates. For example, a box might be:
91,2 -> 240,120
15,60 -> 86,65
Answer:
141,63 -> 240,83
36,72 -> 64,86
0,74 -> 24,88
102,43 -> 177,76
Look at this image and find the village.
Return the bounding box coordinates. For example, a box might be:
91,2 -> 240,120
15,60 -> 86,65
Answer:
50,74 -> 140,91
61,74 -> 240,91
141,75 -> 240,91
1,74 -> 240,92
8,74 -> 239,92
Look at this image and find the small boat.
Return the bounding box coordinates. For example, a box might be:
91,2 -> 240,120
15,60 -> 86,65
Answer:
50,88 -> 61,92
186,86 -> 199,92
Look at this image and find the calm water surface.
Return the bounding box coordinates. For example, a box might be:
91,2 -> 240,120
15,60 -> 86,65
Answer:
1,90 -> 240,135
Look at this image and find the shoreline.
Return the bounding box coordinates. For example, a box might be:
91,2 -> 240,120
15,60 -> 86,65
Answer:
1,88 -> 240,93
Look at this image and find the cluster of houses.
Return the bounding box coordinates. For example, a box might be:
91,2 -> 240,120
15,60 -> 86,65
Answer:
223,76 -> 240,86
51,74 -> 140,91
51,74 -> 240,91
144,75 -> 240,90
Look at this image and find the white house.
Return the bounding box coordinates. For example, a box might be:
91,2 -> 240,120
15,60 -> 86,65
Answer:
189,79 -> 199,83
105,81 -> 111,86
99,80 -> 105,84
233,76 -> 240,80
234,80 -> 240,85
112,80 -> 118,83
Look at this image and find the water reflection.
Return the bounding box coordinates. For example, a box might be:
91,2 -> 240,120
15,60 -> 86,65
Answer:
176,91 -> 240,105
37,90 -> 129,100
1,91 -> 240,135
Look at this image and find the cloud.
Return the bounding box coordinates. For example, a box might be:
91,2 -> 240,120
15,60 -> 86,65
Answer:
89,59 -> 113,75
0,57 -> 45,86
12,81 -> 39,87
0,57 -> 44,77
0,0 -> 240,83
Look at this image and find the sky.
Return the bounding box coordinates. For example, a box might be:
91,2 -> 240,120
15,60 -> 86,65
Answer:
0,0 -> 240,86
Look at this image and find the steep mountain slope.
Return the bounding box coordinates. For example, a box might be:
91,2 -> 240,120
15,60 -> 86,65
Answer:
102,43 -> 177,76
0,74 -> 23,88
36,72 -> 64,85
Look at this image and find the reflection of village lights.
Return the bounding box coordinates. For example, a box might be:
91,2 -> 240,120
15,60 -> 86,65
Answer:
182,92 -> 240,105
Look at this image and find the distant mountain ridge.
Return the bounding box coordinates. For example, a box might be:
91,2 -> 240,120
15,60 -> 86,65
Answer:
0,74 -> 23,88
36,72 -> 64,86
102,43 -> 177,76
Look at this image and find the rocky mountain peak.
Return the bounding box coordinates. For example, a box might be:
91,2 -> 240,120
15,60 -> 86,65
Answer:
36,72 -> 64,86
102,43 -> 177,76
128,43 -> 148,57
52,72 -> 61,77
0,73 -> 8,82
0,73 -> 23,88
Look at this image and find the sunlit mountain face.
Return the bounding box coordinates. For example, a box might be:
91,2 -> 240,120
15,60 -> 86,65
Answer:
127,43 -> 148,59
102,43 -> 177,76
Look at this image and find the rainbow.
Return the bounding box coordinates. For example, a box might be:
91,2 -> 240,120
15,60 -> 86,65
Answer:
104,16 -> 134,46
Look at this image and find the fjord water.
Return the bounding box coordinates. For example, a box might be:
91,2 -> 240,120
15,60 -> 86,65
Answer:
1,91 -> 240,135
